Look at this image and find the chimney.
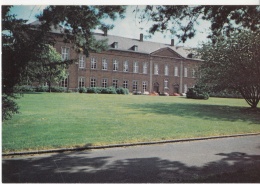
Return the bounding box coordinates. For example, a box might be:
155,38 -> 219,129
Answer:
103,28 -> 107,36
171,39 -> 174,46
140,33 -> 143,42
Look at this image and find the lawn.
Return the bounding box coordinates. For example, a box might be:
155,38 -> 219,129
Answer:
2,93 -> 260,153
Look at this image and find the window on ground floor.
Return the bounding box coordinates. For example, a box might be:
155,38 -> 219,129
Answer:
123,80 -> 128,89
113,79 -> 118,88
142,81 -> 147,92
133,80 -> 138,91
78,77 -> 85,88
90,78 -> 96,87
102,78 -> 107,88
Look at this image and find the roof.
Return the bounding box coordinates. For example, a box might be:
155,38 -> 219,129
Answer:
30,20 -> 200,60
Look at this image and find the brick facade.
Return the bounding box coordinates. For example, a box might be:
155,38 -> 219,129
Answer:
54,33 -> 202,95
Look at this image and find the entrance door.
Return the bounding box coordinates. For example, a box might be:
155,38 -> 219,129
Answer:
153,82 -> 159,93
173,84 -> 179,93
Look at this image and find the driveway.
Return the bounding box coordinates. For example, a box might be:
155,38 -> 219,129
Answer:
2,135 -> 260,182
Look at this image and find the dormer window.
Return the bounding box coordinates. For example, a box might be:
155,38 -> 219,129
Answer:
187,53 -> 194,58
113,42 -> 118,49
133,45 -> 138,51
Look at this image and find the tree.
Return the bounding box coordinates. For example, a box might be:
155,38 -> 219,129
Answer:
2,5 -> 126,120
138,5 -> 260,43
198,31 -> 260,108
27,44 -> 70,92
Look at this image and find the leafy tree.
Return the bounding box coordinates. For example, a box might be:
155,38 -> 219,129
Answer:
2,5 -> 126,120
198,31 -> 260,108
138,5 -> 260,43
27,44 -> 70,92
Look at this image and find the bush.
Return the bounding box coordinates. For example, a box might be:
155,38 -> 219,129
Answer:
107,86 -> 117,94
35,86 -> 49,92
186,85 -> 209,100
87,87 -> 97,93
209,90 -> 242,98
78,87 -> 87,93
14,85 -> 35,93
116,87 -> 129,95
2,94 -> 19,121
50,86 -> 66,92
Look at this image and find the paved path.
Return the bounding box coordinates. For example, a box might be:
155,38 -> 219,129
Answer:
2,135 -> 260,182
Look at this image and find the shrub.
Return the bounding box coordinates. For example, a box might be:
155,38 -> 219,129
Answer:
35,86 -> 49,92
107,86 -> 117,94
78,87 -> 87,93
186,85 -> 209,100
116,87 -> 129,95
50,86 -> 66,92
2,94 -> 19,121
87,87 -> 97,93
14,85 -> 35,93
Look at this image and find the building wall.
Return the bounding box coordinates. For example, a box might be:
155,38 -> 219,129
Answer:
54,36 -> 201,94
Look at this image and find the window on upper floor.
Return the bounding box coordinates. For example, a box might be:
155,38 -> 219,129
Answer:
174,66 -> 178,77
61,47 -> 70,61
143,62 -> 148,74
154,64 -> 159,75
165,65 -> 169,76
123,61 -> 129,72
184,67 -> 188,77
79,55 -> 85,69
113,60 -> 119,71
102,58 -> 108,70
192,69 -> 196,78
133,61 -> 139,73
91,58 -> 97,69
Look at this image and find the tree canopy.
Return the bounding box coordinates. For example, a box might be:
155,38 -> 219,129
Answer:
139,5 -> 260,43
198,30 -> 260,108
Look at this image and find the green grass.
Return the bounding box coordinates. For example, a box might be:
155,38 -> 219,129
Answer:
2,93 -> 260,152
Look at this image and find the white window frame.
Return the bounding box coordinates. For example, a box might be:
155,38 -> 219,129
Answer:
123,61 -> 129,72
142,81 -> 147,92
184,67 -> 188,77
133,80 -> 138,91
91,58 -> 97,69
90,78 -> 96,87
165,65 -> 169,76
79,55 -> 85,69
61,47 -> 70,61
154,64 -> 159,75
113,60 -> 118,71
123,80 -> 128,89
60,77 -> 68,88
174,66 -> 178,77
102,78 -> 107,88
133,61 -> 139,73
78,77 -> 85,88
102,58 -> 108,70
143,62 -> 148,74
164,79 -> 169,89
192,69 -> 196,78
112,79 -> 118,88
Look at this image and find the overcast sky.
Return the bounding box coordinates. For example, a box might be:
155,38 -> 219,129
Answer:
9,2 -> 257,48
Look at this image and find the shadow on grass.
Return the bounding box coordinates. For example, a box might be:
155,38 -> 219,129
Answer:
126,102 -> 260,124
2,151 -> 260,183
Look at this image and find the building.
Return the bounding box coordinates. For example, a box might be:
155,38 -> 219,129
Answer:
33,21 -> 202,94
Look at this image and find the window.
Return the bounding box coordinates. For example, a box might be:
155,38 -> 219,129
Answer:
184,84 -> 188,93
165,65 -> 169,76
192,69 -> 196,78
184,67 -> 188,77
60,77 -> 68,88
174,66 -> 178,76
133,45 -> 138,51
113,60 -> 118,71
164,79 -> 168,89
90,78 -> 96,87
133,81 -> 138,91
142,81 -> 147,92
61,47 -> 70,61
143,62 -> 148,74
102,78 -> 107,88
133,61 -> 139,73
79,55 -> 85,68
123,80 -> 128,89
123,61 -> 129,72
78,77 -> 85,88
154,64 -> 159,75
91,58 -> 97,69
102,58 -> 108,70
113,79 -> 118,88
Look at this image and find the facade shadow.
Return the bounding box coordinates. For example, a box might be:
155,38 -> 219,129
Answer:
126,102 -> 260,124
2,151 -> 260,183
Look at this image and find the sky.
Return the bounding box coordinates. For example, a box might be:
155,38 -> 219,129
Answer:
8,1 -> 258,48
